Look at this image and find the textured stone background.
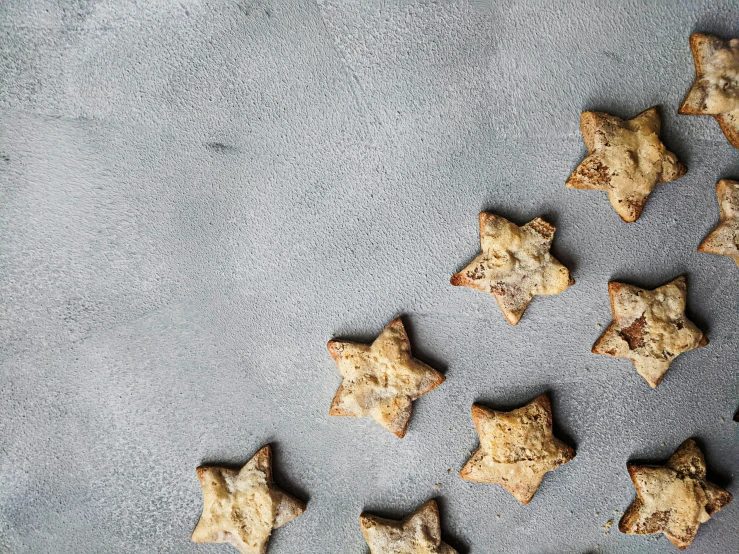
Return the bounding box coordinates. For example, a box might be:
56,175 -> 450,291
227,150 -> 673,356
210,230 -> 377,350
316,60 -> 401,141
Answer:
0,1 -> 737,553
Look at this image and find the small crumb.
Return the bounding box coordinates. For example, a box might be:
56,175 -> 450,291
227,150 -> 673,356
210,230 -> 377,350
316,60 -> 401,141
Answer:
721,417 -> 725,422
595,511 -> 599,516
569,511 -> 573,515
434,483 -> 441,489
602,520 -> 613,530
596,323 -> 602,328
496,514 -> 500,519
661,442 -> 665,447
447,468 -> 451,474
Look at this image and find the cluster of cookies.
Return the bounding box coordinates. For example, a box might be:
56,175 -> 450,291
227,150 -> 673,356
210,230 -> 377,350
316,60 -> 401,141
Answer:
190,33 -> 737,553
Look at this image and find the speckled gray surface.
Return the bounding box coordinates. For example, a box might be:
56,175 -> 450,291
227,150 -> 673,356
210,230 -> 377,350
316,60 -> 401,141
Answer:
0,1 -> 737,553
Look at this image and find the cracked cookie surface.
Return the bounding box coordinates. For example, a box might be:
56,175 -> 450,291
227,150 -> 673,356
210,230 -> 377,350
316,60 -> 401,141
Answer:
459,394 -> 575,504
450,212 -> 574,325
592,276 -> 708,388
191,445 -> 306,554
328,318 -> 445,438
619,439 -> 733,550
698,179 -> 739,266
680,33 -> 739,149
360,500 -> 458,554
566,106 -> 686,222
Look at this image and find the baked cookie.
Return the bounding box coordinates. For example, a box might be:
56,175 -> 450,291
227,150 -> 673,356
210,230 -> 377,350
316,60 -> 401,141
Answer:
566,106 -> 687,222
328,317 -> 445,438
450,212 -> 574,325
679,33 -> 739,149
698,179 -> 739,266
459,394 -> 575,504
360,499 -> 458,554
592,276 -> 708,388
191,445 -> 306,554
620,439 -> 733,550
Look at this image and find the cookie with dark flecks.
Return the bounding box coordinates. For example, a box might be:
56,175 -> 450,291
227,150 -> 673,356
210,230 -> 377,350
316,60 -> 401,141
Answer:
566,106 -> 686,222
191,445 -> 306,554
459,394 -> 575,504
328,317 -> 445,438
619,439 -> 732,550
450,212 -> 574,325
698,179 -> 739,267
680,33 -> 739,149
360,499 -> 458,554
592,276 -> 708,388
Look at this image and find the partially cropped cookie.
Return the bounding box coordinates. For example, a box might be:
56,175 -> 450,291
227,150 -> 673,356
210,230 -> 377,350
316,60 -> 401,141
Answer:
328,317 -> 445,438
592,276 -> 708,388
360,499 -> 458,554
680,33 -> 739,149
620,439 -> 733,550
191,445 -> 306,554
450,212 -> 574,325
698,179 -> 739,266
566,106 -> 687,222
459,394 -> 575,504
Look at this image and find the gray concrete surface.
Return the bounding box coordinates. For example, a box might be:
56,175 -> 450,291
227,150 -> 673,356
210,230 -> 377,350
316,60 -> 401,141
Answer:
1,1 -> 737,553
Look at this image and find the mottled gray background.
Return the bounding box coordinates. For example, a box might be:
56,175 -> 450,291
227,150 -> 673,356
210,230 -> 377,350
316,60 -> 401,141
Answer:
0,1 -> 737,553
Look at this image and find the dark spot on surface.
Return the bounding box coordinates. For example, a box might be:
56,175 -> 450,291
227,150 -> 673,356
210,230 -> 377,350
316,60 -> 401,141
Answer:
206,142 -> 235,153
638,509 -> 671,533
0,154 -> 9,163
619,315 -> 647,350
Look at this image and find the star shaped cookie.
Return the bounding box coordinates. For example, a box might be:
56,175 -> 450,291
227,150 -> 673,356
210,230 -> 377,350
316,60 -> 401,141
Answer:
566,106 -> 687,222
592,276 -> 708,388
328,317 -> 445,438
679,33 -> 739,148
359,499 -> 458,554
698,179 -> 739,266
459,394 -> 575,504
191,445 -> 306,554
450,212 -> 574,325
619,439 -> 733,550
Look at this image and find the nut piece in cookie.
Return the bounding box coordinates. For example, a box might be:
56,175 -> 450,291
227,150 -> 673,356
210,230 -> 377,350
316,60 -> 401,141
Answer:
698,179 -> 739,267
360,499 -> 458,554
619,439 -> 733,550
592,276 -> 708,388
450,212 -> 574,325
459,394 -> 575,504
679,33 -> 739,149
191,445 -> 306,554
327,317 -> 445,438
566,106 -> 687,222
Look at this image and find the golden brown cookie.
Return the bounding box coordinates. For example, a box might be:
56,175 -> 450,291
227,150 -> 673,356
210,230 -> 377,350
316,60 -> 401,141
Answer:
328,317 -> 445,438
459,394 -> 575,504
619,439 -> 733,550
191,445 -> 306,554
592,276 -> 708,388
360,499 -> 458,554
698,179 -> 739,266
679,33 -> 739,149
450,212 -> 574,325
566,106 -> 687,222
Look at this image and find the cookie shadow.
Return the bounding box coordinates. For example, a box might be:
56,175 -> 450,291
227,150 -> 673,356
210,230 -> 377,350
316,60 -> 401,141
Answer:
401,315 -> 448,374
434,496 -> 470,554
691,437 -> 734,490
690,17 -> 739,39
